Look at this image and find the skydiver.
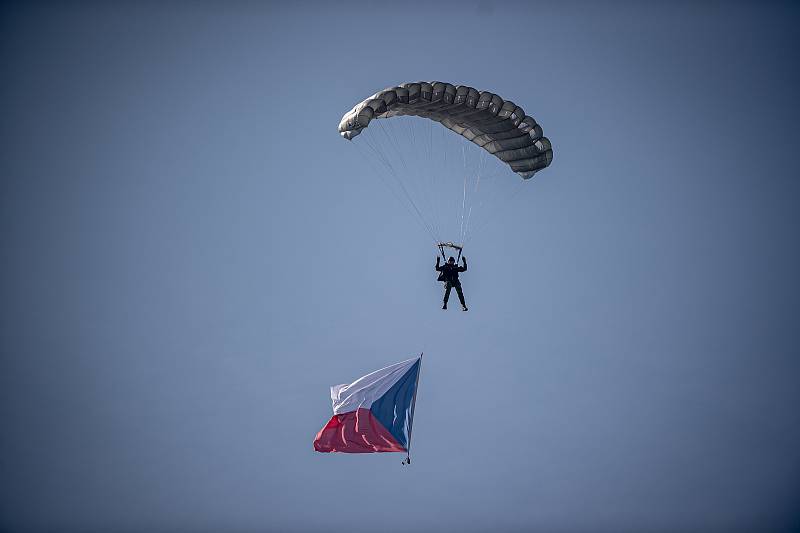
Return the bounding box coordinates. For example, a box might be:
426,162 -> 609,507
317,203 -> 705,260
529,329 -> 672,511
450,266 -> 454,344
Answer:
436,256 -> 468,311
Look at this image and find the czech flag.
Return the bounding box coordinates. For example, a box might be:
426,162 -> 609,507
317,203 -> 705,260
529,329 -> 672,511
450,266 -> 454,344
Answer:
314,355 -> 422,458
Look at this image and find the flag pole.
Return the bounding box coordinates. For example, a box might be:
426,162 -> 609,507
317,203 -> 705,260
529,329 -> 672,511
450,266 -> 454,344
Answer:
402,353 -> 423,466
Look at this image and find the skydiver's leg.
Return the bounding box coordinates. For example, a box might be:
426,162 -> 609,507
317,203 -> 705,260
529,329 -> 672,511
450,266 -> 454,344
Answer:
443,283 -> 452,309
455,283 -> 467,311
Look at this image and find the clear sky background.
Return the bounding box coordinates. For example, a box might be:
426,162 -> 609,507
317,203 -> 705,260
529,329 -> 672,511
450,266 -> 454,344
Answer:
2,2 -> 799,532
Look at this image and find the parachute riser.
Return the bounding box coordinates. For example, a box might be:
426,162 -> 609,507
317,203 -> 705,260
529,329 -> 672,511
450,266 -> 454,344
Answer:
437,241 -> 463,263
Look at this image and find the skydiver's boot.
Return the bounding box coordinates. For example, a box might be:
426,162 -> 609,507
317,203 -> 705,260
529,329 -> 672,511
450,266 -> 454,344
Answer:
456,285 -> 467,312
442,303 -> 447,310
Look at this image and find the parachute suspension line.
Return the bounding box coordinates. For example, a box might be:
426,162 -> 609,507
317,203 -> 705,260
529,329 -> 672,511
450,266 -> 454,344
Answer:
409,117 -> 442,244
464,179 -> 527,244
389,119 -> 442,242
460,144 -> 470,244
463,152 -> 481,242
460,166 -> 468,244
428,123 -> 442,244
361,126 -> 395,174
434,123 -> 449,243
353,138 -> 423,234
440,122 -> 447,177
393,119 -> 445,241
439,123 -> 456,240
355,135 -> 439,245
377,120 -> 409,176
428,119 -> 433,164
420,121 -> 446,241
353,112 -> 530,249
378,121 -> 423,227
429,123 -> 443,241
462,142 -> 523,243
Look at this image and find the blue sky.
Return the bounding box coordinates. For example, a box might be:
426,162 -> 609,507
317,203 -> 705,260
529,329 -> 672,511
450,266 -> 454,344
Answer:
2,2 -> 799,532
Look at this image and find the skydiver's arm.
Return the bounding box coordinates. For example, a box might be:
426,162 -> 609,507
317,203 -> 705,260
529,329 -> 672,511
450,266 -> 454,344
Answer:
459,257 -> 467,272
436,257 -> 442,271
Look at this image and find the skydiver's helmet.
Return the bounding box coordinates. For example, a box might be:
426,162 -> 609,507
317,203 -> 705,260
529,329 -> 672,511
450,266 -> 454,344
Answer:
448,257 -> 456,264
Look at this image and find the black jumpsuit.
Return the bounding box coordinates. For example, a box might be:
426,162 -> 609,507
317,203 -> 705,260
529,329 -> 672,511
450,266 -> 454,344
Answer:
436,258 -> 467,308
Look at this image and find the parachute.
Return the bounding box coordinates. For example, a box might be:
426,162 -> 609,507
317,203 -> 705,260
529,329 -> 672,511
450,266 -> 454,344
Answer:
339,81 -> 553,247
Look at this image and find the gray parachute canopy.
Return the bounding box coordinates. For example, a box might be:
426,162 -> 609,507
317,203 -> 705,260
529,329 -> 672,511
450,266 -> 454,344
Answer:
339,81 -> 553,178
